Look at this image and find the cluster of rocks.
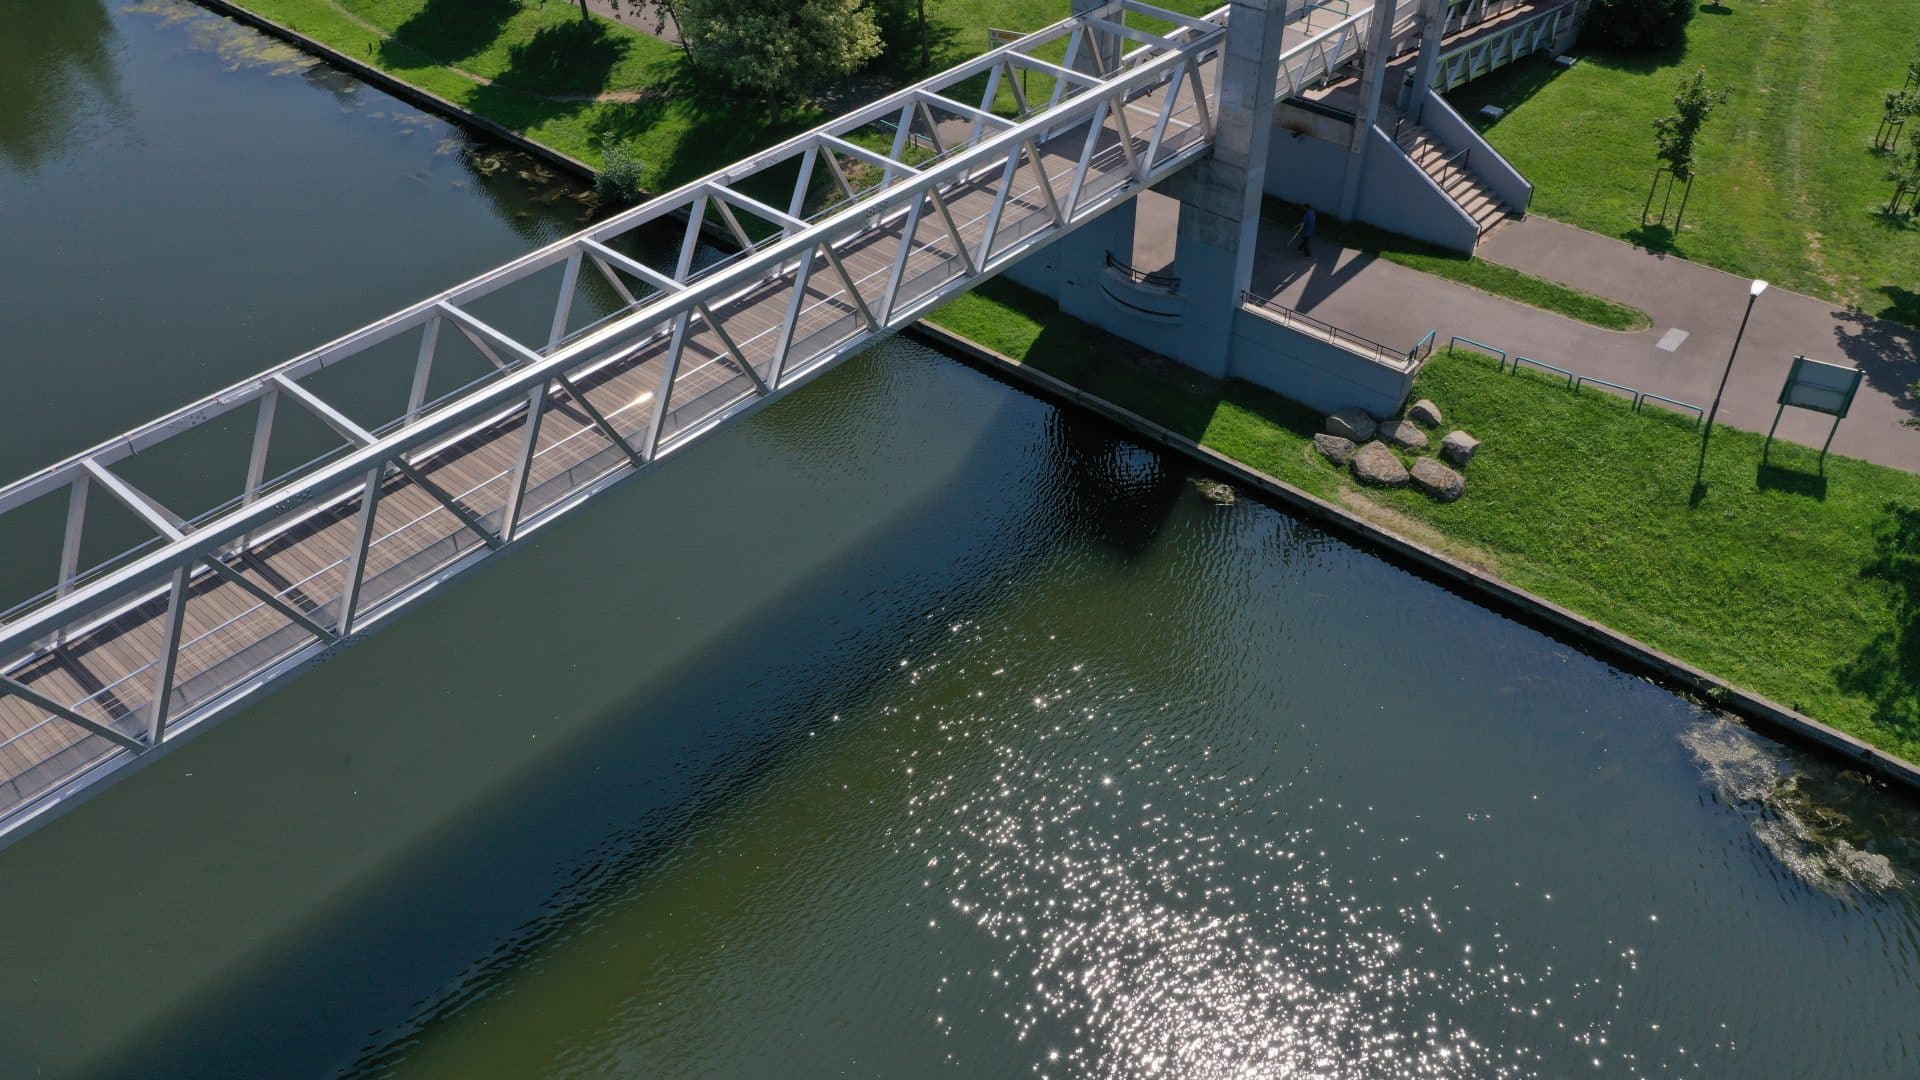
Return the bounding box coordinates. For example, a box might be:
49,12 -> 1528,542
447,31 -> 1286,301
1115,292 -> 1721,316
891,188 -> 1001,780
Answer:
1313,399 -> 1478,503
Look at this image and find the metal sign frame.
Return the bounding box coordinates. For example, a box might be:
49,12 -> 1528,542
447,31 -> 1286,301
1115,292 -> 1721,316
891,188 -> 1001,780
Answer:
1765,355 -> 1863,471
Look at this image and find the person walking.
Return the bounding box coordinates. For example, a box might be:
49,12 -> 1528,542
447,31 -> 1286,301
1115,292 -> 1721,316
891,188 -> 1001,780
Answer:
1297,205 -> 1317,258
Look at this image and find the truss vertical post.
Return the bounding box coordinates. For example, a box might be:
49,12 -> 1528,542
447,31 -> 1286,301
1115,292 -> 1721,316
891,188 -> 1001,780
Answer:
1063,97 -> 1112,219
646,313 -> 692,457
884,102 -> 917,188
976,145 -> 1027,266
405,314 -> 442,422
769,247 -> 819,389
57,474 -> 88,600
548,251 -> 582,350
1185,52 -> 1215,140
926,189 -> 980,276
147,566 -> 189,743
971,63 -> 1004,144
1141,61 -> 1185,170
242,388 -> 279,510
880,194 -> 929,322
788,142 -> 820,221
501,381 -> 550,540
676,194 -> 710,282
915,100 -> 947,154
335,465 -> 384,635
1021,140 -> 1066,225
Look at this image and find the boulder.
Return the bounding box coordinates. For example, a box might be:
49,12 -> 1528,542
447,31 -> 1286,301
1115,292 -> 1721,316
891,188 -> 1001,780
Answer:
1409,399 -> 1444,427
1313,433 -> 1356,466
1350,441 -> 1409,487
1324,408 -> 1376,442
1379,419 -> 1430,450
1441,430 -> 1480,466
1410,457 -> 1466,502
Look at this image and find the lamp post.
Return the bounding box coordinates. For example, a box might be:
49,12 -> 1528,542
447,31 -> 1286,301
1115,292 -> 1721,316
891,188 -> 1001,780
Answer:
1703,278 -> 1767,438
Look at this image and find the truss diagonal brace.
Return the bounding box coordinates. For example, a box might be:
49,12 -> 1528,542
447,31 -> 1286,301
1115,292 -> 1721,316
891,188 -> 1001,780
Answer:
81,460 -> 185,542
707,183 -> 808,236
270,374 -> 375,446
200,557 -> 339,644
550,372 -> 646,469
387,459 -> 506,551
0,675 -> 147,754
581,238 -> 683,296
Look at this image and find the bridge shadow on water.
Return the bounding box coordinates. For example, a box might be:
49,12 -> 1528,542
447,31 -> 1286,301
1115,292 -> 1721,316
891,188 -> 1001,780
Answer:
81,346 -> 1197,1076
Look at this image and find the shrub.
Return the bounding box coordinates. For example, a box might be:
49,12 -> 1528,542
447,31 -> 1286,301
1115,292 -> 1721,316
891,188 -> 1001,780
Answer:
595,142 -> 648,207
1584,0 -> 1697,51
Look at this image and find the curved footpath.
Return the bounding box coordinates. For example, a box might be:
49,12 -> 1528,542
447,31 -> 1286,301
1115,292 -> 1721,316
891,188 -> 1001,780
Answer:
188,0 -> 1920,794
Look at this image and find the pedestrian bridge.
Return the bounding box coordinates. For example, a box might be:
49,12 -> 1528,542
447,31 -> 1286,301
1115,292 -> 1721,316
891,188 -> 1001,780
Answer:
0,1 -> 1386,840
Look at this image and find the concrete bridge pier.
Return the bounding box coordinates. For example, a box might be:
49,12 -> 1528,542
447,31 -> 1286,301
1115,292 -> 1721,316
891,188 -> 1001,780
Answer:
1158,0 -> 1287,378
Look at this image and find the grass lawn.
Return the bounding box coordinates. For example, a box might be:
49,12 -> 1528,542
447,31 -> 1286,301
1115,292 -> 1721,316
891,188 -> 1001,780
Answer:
928,279 -> 1920,762
230,0 -> 1221,188
1447,0 -> 1920,327
1261,198 -> 1652,331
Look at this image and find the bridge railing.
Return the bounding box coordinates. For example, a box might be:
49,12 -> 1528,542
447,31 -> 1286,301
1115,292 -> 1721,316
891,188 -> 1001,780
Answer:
0,2 -> 1230,835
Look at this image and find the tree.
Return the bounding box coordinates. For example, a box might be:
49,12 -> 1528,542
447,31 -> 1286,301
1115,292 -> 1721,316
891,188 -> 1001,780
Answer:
1644,69 -> 1729,232
1583,0 -> 1696,51
1887,129 -> 1920,215
1877,90 -> 1918,151
677,0 -> 882,117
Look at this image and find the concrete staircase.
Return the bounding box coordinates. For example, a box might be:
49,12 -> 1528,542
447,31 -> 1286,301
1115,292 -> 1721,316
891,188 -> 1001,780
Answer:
1394,122 -> 1516,236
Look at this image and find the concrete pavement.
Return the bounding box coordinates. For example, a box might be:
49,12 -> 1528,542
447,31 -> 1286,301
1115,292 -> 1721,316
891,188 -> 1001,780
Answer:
1241,213 -> 1920,472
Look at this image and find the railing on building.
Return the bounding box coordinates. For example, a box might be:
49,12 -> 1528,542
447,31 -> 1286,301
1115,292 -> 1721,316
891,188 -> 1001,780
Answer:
1241,293 -> 1431,372
1104,252 -> 1182,291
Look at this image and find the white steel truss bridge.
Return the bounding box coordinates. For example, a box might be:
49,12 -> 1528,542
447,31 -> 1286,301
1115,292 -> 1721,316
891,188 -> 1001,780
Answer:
0,1 -> 1372,841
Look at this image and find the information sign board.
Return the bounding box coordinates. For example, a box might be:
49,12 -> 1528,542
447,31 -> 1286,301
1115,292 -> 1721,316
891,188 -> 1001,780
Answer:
1766,356 -> 1864,470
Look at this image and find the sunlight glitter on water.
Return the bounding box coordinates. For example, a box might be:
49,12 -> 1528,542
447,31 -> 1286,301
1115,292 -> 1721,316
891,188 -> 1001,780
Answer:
887,646 -> 1651,1078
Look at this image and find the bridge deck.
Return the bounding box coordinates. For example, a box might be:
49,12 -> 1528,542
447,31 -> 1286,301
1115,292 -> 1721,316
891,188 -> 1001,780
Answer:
0,10 -> 1232,825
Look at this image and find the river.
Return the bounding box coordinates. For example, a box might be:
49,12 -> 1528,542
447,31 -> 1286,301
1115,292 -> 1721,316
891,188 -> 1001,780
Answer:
1,3 -> 1918,1077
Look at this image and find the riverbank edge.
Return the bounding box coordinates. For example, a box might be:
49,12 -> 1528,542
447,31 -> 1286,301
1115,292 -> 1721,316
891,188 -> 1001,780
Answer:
186,0 -> 1920,792
904,320 -> 1920,795
192,0 -> 598,181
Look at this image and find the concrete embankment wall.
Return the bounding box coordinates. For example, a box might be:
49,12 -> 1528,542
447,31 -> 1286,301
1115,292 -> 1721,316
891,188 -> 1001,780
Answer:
906,320 -> 1920,797
1228,303 -> 1417,417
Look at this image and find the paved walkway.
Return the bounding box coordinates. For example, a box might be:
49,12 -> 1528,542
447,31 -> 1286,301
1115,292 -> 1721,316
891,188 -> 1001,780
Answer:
1245,214 -> 1920,472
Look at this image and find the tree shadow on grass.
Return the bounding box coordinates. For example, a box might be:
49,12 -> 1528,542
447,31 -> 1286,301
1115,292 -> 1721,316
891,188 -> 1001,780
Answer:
493,18 -> 629,97
381,0 -> 520,70
1835,502 -> 1920,744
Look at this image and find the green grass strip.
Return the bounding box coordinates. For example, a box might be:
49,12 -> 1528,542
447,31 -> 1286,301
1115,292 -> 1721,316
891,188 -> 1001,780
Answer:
928,279 -> 1920,763
1263,199 -> 1652,332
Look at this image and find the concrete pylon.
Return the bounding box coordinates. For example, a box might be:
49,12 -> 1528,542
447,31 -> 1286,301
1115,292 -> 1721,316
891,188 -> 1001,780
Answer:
1407,0 -> 1448,115
1337,0 -> 1403,220
1160,0 -> 1289,378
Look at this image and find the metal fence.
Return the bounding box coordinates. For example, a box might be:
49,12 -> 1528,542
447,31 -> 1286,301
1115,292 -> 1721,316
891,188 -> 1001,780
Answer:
1448,335 -> 1704,425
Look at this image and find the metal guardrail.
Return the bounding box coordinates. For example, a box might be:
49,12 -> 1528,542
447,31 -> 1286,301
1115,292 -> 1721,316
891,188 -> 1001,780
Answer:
1512,354 -> 1574,386
1449,335 -> 1506,365
1447,336 -> 1702,426
1241,292 -> 1428,371
1105,252 -> 1182,291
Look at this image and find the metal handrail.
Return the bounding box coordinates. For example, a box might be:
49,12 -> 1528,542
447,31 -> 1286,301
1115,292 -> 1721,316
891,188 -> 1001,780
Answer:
1105,252 -> 1182,290
1240,292 -> 1425,371
1457,335 -> 1703,426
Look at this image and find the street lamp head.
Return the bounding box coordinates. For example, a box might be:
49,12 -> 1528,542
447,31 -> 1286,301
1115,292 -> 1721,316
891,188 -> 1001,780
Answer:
1750,279 -> 1769,298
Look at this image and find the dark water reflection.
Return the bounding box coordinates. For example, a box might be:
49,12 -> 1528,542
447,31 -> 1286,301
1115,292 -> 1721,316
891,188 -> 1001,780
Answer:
0,5 -> 1917,1079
